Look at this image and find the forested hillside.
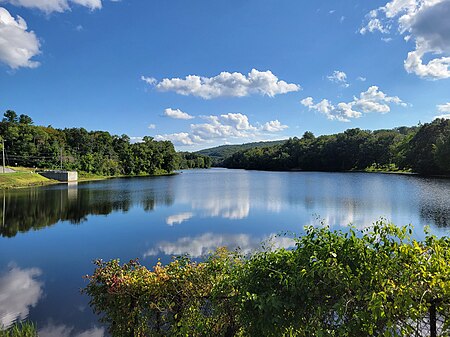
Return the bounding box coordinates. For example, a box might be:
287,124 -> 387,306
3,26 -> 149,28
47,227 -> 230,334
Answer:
222,119 -> 450,176
0,110 -> 209,176
196,140 -> 286,165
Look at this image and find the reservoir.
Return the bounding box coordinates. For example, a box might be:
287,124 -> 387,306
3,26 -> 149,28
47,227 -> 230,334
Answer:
1,168 -> 450,336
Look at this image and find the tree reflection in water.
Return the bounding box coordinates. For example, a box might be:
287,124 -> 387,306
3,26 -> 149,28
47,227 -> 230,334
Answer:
0,182 -> 174,238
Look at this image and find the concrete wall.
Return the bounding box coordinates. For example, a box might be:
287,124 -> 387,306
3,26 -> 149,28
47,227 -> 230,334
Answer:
39,170 -> 78,182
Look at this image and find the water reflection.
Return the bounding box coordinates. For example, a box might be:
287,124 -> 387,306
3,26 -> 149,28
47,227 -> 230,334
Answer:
165,212 -> 194,226
0,178 -> 175,237
144,233 -> 296,258
1,171 -> 450,239
421,206 -> 450,228
2,170 -> 450,334
0,265 -> 44,328
176,169 -> 251,220
38,322 -> 105,337
415,178 -> 450,228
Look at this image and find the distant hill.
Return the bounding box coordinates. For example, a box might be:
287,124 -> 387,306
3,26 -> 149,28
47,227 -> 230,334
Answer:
196,140 -> 287,165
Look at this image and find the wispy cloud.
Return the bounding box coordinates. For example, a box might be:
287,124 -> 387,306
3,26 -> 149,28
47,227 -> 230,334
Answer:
437,102 -> 450,113
327,70 -> 349,87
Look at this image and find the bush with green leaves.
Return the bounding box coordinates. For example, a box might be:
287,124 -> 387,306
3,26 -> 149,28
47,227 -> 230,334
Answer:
84,222 -> 450,336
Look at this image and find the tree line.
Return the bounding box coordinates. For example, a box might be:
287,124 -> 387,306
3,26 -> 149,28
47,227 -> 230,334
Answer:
222,118 -> 450,175
0,110 -> 210,175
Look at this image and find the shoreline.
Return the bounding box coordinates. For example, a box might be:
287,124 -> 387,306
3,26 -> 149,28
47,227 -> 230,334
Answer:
0,169 -> 178,190
216,166 -> 450,179
2,167 -> 449,190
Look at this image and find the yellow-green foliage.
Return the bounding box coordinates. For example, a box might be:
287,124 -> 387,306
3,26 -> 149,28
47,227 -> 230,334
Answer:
0,172 -> 54,189
84,248 -> 242,337
0,322 -> 37,337
85,222 -> 450,336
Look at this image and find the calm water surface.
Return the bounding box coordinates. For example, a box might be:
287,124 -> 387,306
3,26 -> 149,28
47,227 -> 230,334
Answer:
1,169 -> 450,335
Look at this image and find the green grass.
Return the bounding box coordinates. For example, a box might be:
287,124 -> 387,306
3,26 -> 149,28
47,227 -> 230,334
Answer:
5,166 -> 34,172
0,322 -> 37,337
0,172 -> 56,189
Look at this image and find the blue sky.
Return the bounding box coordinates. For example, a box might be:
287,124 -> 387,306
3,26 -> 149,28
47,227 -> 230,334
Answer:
0,0 -> 449,150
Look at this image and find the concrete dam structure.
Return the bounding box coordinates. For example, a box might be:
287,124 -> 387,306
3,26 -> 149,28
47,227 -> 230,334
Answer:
38,170 -> 78,182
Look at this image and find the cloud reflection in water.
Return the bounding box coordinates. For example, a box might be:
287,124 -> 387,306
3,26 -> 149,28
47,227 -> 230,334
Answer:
38,322 -> 105,337
165,212 -> 194,226
144,232 -> 296,258
0,265 -> 43,328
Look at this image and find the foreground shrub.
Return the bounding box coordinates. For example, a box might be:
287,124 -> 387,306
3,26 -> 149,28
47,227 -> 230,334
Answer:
84,248 -> 242,336
84,222 -> 450,336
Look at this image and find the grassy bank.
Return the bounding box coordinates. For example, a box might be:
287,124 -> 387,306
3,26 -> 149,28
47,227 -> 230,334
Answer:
0,166 -> 178,188
0,172 -> 56,189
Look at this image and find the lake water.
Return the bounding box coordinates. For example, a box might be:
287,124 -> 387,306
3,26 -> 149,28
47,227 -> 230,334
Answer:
1,168 -> 450,336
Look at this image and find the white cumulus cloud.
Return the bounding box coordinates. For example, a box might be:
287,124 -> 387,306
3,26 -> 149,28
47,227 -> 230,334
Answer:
155,113 -> 288,146
0,7 -> 40,69
361,0 -> 450,79
301,86 -> 407,122
261,120 -> 289,132
155,132 -> 199,146
142,69 -> 301,99
163,108 -> 194,120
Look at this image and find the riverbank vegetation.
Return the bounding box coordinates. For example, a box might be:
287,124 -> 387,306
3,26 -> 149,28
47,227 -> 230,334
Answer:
0,322 -> 37,337
85,222 -> 450,336
222,118 -> 450,176
0,110 -> 209,178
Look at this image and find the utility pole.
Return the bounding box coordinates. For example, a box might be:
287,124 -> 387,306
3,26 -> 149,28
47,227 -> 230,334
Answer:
60,147 -> 63,170
2,139 -> 5,174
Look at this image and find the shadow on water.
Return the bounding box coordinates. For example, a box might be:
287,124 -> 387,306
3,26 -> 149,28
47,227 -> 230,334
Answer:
0,179 -> 175,238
